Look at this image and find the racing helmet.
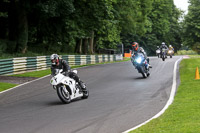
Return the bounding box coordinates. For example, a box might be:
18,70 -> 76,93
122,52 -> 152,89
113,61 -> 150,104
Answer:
132,42 -> 139,51
162,42 -> 165,45
50,54 -> 59,66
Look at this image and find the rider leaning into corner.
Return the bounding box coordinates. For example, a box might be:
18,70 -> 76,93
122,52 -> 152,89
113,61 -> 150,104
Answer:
50,54 -> 86,91
131,42 -> 152,69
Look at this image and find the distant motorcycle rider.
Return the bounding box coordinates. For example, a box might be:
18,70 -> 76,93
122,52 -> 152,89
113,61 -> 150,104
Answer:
168,45 -> 174,51
160,42 -> 168,50
50,54 -> 86,91
131,42 -> 152,68
160,42 -> 168,58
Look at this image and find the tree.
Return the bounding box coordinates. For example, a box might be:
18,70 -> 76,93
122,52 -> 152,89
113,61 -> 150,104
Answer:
113,0 -> 153,51
7,0 -> 29,53
0,0 -> 183,55
183,0 -> 200,53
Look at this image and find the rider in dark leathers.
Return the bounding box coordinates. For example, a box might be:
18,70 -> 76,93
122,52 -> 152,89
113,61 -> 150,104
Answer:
131,42 -> 152,68
160,42 -> 168,58
50,54 -> 86,91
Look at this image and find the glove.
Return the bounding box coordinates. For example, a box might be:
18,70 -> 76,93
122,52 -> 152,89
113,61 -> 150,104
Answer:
61,71 -> 68,76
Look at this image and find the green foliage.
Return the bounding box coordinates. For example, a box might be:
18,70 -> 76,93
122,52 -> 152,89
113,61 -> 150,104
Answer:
176,50 -> 197,55
0,82 -> 17,92
12,69 -> 51,78
0,0 -> 183,56
0,39 -> 8,54
145,0 -> 182,54
183,0 -> 200,53
116,0 -> 182,55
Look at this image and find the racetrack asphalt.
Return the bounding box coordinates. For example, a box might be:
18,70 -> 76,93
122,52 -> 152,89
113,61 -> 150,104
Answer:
0,56 -> 181,133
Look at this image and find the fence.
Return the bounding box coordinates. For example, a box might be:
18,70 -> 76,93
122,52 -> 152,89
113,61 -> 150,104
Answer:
0,54 -> 123,75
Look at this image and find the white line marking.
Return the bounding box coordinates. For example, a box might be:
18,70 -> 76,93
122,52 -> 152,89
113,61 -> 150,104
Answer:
122,57 -> 183,133
0,60 -> 123,95
0,75 -> 50,94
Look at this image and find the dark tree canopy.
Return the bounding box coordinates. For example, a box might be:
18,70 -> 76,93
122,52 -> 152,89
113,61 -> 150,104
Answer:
0,0 -> 185,55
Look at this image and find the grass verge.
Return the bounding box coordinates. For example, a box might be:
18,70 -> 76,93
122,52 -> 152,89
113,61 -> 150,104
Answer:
0,82 -> 17,92
189,55 -> 200,58
130,58 -> 200,133
175,50 -> 197,55
11,69 -> 51,78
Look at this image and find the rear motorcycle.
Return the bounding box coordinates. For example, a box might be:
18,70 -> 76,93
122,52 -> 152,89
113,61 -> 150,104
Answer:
133,53 -> 150,78
156,46 -> 161,58
167,49 -> 174,58
50,69 -> 89,104
156,49 -> 161,58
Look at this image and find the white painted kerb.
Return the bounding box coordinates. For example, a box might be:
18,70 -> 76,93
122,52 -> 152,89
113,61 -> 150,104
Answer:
122,57 -> 183,133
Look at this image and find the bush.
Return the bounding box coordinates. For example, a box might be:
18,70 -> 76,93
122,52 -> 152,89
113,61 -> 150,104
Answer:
176,50 -> 197,55
0,39 -> 7,54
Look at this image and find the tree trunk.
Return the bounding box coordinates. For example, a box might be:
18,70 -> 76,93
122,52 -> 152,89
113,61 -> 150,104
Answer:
79,39 -> 82,54
8,0 -> 28,54
74,39 -> 79,53
8,0 -> 18,53
74,39 -> 82,54
83,38 -> 88,54
93,37 -> 97,53
16,3 -> 28,54
89,31 -> 94,54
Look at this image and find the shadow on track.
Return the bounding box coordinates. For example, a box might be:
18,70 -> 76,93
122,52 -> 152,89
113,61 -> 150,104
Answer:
46,97 -> 86,106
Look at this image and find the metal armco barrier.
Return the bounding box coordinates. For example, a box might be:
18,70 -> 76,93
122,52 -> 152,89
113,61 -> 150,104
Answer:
0,54 -> 123,75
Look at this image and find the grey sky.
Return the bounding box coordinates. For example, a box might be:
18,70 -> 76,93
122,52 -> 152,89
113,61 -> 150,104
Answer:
174,0 -> 189,14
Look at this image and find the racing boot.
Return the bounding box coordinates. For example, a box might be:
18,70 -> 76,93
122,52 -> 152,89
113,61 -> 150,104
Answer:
79,81 -> 86,92
147,58 -> 152,68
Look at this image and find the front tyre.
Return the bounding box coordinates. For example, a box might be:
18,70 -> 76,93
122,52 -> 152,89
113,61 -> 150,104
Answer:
57,85 -> 71,104
141,66 -> 147,78
162,55 -> 165,61
82,88 -> 89,99
147,71 -> 150,77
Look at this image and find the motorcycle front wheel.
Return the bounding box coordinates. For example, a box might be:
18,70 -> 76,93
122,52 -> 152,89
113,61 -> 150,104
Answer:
82,88 -> 89,99
57,85 -> 71,104
162,55 -> 165,61
141,66 -> 147,78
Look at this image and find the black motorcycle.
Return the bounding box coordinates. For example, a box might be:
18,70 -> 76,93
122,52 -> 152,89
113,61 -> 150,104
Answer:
161,49 -> 167,61
133,53 -> 150,78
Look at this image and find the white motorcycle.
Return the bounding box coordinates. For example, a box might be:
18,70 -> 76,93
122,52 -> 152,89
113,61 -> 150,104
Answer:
50,69 -> 89,104
156,46 -> 161,58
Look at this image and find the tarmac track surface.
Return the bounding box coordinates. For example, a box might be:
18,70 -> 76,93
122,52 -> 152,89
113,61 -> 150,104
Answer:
0,56 -> 181,133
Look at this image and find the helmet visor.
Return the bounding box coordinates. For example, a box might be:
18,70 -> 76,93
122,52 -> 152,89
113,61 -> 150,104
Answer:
132,44 -> 138,51
51,59 -> 57,65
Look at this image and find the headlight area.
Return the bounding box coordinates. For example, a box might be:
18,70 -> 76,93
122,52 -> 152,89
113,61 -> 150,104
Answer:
136,57 -> 142,64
